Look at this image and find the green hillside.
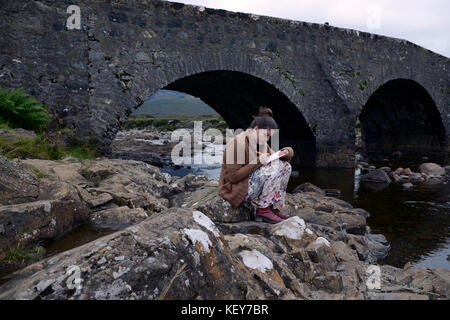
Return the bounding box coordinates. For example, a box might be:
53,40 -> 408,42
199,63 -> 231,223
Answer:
133,90 -> 219,117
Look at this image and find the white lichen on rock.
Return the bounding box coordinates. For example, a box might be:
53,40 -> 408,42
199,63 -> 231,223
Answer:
182,228 -> 212,252
239,249 -> 273,273
192,210 -> 220,237
44,201 -> 51,213
315,237 -> 331,247
272,216 -> 306,240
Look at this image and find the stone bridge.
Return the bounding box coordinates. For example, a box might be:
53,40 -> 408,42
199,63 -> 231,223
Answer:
1,0 -> 449,167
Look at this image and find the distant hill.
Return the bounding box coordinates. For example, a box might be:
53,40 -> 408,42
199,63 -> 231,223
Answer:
133,90 -> 219,117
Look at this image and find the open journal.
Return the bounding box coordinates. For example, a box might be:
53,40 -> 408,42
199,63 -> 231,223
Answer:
267,150 -> 286,163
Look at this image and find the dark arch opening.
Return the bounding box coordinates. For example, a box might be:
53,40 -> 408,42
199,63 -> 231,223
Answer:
164,70 -> 316,167
359,79 -> 446,159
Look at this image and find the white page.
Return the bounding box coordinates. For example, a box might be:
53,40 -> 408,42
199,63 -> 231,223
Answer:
268,150 -> 282,163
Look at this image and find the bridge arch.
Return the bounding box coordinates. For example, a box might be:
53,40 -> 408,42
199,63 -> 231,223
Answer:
118,69 -> 316,167
358,78 -> 446,159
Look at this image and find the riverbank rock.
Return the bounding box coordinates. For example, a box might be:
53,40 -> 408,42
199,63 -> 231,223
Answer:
0,156 -> 177,258
88,206 -> 148,229
0,208 -> 257,300
361,169 -> 391,184
180,186 -> 255,223
419,163 -> 445,177
0,199 -> 89,253
0,156 -> 448,300
366,264 -> 450,300
291,182 -> 326,195
1,207 -> 445,300
0,156 -> 40,205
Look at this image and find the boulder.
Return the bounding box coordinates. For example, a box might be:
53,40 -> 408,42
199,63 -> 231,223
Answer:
0,156 -> 40,205
400,168 -> 413,176
291,183 -> 326,195
361,169 -> 392,184
402,183 -> 413,190
445,166 -> 450,176
419,163 -> 445,176
0,208 -> 257,300
181,186 -> 255,223
88,206 -> 148,229
380,167 -> 391,173
0,199 -> 89,254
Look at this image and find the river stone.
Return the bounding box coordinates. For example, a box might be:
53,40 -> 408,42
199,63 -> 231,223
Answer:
400,168 -> 413,176
361,169 -> 392,184
419,163 -> 445,176
0,156 -> 40,205
291,183 -> 326,195
380,167 -> 391,173
364,233 -> 390,262
88,206 -> 148,229
445,166 -> 450,175
183,187 -> 255,223
402,183 -> 413,190
312,272 -> 344,293
0,208 -> 260,300
0,199 -> 89,253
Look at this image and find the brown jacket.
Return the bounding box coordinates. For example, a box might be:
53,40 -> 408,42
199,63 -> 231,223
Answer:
218,129 -> 294,208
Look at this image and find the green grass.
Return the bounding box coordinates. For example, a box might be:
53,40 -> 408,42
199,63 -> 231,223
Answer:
25,163 -> 46,179
0,135 -> 63,160
0,122 -> 12,130
0,134 -> 99,161
1,244 -> 44,263
65,145 -> 99,159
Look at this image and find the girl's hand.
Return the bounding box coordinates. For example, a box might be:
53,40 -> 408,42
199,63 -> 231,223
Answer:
279,150 -> 289,159
258,153 -> 271,165
279,147 -> 293,161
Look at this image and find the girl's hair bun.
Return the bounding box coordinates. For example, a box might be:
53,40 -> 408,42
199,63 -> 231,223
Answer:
258,107 -> 273,117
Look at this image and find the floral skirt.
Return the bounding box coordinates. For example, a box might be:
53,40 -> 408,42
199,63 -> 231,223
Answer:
244,159 -> 292,209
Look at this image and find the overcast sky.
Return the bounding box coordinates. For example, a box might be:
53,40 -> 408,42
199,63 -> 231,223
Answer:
177,0 -> 450,58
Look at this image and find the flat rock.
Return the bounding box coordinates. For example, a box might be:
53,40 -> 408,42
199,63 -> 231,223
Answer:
88,206 -> 148,229
361,169 -> 392,184
0,156 -> 40,205
419,163 -> 445,176
0,199 -> 89,254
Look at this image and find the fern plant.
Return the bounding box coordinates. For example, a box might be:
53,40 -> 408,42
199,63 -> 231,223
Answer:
0,87 -> 50,132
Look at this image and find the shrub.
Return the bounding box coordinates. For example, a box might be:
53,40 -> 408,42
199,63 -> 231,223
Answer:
0,87 -> 50,132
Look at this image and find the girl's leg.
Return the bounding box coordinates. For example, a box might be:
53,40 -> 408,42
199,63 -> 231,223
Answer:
272,160 -> 292,210
244,165 -> 267,203
251,160 -> 292,209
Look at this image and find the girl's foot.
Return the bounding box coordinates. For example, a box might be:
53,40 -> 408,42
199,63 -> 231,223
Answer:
255,207 -> 283,224
271,206 -> 290,220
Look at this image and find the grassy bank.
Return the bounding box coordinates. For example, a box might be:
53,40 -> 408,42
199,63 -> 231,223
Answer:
0,87 -> 99,161
0,128 -> 99,160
